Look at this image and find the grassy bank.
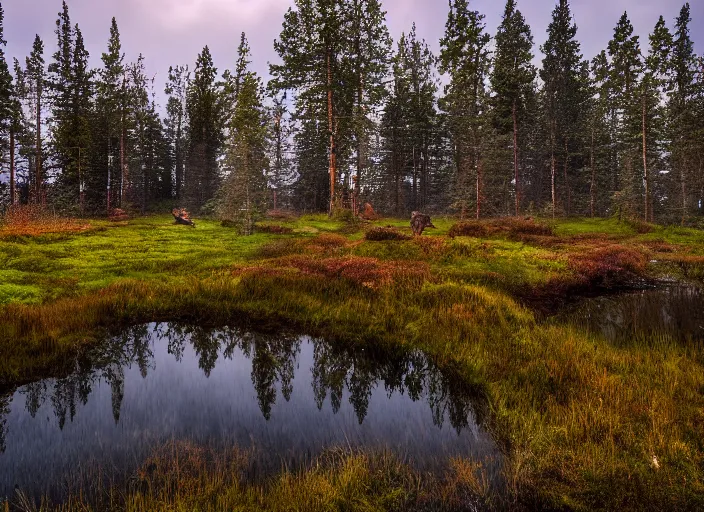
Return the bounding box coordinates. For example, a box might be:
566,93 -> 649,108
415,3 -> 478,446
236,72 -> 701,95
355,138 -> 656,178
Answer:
10,443 -> 494,512
1,214 -> 704,510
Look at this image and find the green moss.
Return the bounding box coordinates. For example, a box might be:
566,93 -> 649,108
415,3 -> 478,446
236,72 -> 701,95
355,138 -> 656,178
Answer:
1,214 -> 703,511
553,217 -> 638,236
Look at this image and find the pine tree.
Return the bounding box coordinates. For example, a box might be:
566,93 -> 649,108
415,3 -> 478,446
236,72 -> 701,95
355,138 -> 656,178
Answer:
587,50 -> 612,217
0,1 -> 11,135
95,17 -> 126,213
343,0 -> 391,212
185,46 -> 223,210
48,1 -> 74,188
382,25 -> 439,214
222,33 -> 251,125
540,0 -> 588,217
271,0 -> 353,214
606,12 -> 642,219
164,65 -> 189,200
71,26 -> 92,214
0,1 -> 15,204
127,55 -> 152,214
490,0 -> 536,216
642,17 -> 672,222
439,0 -> 491,219
668,3 -> 698,225
25,35 -> 45,204
268,93 -> 295,210
218,49 -> 269,235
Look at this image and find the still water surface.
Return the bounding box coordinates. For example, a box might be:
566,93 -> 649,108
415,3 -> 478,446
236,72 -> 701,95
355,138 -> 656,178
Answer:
0,324 -> 499,500
556,284 -> 704,344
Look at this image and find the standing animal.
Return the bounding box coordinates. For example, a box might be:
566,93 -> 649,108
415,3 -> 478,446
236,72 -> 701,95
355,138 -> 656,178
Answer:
410,212 -> 436,236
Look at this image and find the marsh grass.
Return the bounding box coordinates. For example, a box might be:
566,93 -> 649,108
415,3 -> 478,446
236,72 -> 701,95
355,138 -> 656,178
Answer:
4,443 -> 497,512
1,214 -> 704,510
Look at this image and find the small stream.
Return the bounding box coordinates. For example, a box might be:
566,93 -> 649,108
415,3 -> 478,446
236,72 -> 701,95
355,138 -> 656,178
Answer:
0,324 -> 501,502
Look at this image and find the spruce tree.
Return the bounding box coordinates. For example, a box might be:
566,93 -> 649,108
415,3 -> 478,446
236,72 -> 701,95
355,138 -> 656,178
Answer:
218,43 -> 269,235
164,65 -> 189,200
185,46 -> 223,210
0,1 -> 15,204
25,35 -> 45,204
642,17 -> 672,222
540,0 -> 587,217
95,17 -> 125,212
383,25 -> 438,214
343,0 -> 391,212
606,12 -> 642,219
490,0 -> 536,216
439,0 -> 491,219
271,0 -> 353,214
668,3 -> 698,224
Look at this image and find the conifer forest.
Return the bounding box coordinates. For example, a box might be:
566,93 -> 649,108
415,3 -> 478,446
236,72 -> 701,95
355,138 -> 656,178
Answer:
0,0 -> 702,224
1,1 -> 704,511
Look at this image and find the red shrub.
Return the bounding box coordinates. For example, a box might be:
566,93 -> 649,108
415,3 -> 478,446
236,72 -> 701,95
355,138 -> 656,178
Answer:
0,205 -> 90,237
256,224 -> 293,235
282,256 -> 429,289
365,227 -> 412,241
568,246 -> 647,284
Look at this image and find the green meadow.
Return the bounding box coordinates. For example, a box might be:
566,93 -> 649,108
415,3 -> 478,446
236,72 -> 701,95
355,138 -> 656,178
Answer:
1,214 -> 703,511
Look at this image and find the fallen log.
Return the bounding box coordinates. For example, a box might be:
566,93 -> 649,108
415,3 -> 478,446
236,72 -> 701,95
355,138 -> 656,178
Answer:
172,208 -> 196,228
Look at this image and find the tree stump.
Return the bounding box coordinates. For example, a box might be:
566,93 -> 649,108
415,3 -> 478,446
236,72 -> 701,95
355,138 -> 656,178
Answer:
360,203 -> 381,221
172,208 -> 196,228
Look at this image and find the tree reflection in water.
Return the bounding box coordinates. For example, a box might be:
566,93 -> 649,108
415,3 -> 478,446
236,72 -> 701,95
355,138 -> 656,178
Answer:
0,323 -> 483,451
0,394 -> 8,453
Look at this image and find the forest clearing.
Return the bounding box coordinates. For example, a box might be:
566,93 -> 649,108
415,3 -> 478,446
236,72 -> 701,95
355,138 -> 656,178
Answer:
1,0 -> 704,508
1,213 -> 703,510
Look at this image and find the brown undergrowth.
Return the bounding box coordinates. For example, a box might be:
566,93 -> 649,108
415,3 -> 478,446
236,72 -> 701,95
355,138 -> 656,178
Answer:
2,215 -> 704,511
21,441 -> 494,511
0,205 -> 90,237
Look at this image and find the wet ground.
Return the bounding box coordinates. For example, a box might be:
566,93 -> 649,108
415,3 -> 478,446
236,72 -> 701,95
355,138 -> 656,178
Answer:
0,324 -> 500,501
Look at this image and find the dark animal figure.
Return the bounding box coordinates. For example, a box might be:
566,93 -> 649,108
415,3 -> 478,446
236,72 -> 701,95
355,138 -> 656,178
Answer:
172,208 -> 196,228
410,211 -> 436,236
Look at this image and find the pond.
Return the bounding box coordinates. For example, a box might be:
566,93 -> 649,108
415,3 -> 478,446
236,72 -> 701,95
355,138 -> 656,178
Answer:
555,284 -> 704,345
0,324 -> 500,502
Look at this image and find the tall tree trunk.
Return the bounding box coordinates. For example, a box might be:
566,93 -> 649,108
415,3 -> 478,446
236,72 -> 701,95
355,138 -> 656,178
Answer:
326,49 -> 336,216
563,139 -> 570,216
120,109 -> 126,207
476,156 -> 482,220
590,126 -> 595,218
355,67 -> 364,216
642,93 -> 649,223
9,128 -> 15,205
35,85 -> 42,205
513,101 -> 520,216
550,121 -> 556,219
412,146 -> 418,211
175,114 -> 182,200
681,157 -> 687,226
107,135 -> 112,213
421,134 -> 429,209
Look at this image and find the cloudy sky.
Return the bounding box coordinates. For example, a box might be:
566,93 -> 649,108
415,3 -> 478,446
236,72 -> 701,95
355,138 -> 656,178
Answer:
4,0 -> 703,108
